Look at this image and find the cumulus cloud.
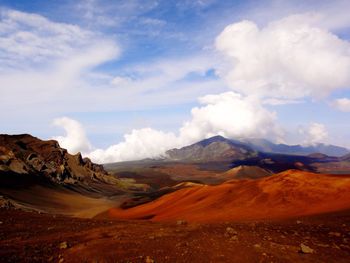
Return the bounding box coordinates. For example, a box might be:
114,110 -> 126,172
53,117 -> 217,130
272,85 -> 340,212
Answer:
215,13 -> 350,99
89,128 -> 181,163
84,91 -> 282,163
52,117 -> 92,154
332,98 -> 350,112
300,122 -> 329,145
179,92 -> 283,144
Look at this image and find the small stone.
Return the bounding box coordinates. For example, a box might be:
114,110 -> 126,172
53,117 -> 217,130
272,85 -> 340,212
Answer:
316,243 -> 329,248
332,243 -> 341,250
226,227 -> 238,236
59,241 -> 68,249
0,221 -> 3,224
230,235 -> 238,241
254,244 -> 261,249
177,220 -> 187,226
149,235 -> 155,240
296,220 -> 302,224
329,232 -> 341,237
300,243 -> 314,254
145,256 -> 154,263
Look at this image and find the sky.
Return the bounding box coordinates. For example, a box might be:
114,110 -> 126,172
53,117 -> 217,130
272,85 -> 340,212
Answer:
1,0 -> 350,163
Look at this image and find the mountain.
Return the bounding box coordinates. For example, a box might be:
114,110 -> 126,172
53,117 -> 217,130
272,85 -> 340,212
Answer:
107,170 -> 350,222
340,153 -> 350,162
243,138 -> 349,157
165,135 -> 258,162
164,135 -> 349,164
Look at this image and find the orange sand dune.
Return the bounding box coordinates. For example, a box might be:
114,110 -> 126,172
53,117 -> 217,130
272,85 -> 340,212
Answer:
108,170 -> 350,222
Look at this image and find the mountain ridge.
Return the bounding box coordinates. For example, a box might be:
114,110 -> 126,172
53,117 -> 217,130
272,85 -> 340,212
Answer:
165,135 -> 349,163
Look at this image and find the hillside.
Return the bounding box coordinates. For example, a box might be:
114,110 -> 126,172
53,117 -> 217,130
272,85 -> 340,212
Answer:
223,165 -> 272,179
0,134 -> 145,216
108,170 -> 350,222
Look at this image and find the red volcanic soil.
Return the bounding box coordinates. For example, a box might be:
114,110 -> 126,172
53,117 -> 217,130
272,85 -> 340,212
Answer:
107,170 -> 350,222
2,208 -> 350,262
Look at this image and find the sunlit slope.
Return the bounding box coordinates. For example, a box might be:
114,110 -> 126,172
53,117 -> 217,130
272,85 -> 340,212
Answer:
108,170 -> 350,222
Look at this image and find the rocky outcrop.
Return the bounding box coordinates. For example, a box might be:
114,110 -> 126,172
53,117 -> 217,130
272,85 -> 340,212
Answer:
0,134 -> 111,185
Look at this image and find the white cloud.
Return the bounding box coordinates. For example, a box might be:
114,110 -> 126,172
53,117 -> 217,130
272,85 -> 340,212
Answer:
84,91 -> 282,163
52,117 -> 92,154
0,8 -> 121,116
0,7 -> 221,118
89,128 -> 181,163
332,98 -> 350,112
179,92 -> 283,144
262,98 -> 303,106
300,122 -> 328,145
215,13 -> 350,99
0,9 -> 119,71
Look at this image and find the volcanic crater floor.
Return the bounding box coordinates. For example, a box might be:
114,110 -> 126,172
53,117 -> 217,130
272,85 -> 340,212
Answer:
1,209 -> 350,262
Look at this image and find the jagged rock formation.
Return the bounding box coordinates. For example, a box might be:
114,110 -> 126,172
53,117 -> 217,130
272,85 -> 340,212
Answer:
0,134 -> 112,185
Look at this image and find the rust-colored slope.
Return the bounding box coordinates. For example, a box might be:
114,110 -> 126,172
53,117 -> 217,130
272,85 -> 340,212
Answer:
108,170 -> 350,222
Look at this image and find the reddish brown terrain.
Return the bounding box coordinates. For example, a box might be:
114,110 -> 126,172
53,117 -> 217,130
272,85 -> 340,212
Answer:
2,208 -> 350,262
108,170 -> 350,222
2,134 -> 350,262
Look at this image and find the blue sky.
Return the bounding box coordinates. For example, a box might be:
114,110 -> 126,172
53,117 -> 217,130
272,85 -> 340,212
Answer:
1,0 -> 350,162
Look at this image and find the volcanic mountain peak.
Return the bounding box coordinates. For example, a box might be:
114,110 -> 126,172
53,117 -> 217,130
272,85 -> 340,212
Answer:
166,135 -> 257,162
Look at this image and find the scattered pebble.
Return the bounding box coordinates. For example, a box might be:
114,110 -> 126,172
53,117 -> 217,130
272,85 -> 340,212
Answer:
225,227 -> 238,236
59,241 -> 68,249
176,220 -> 187,226
145,256 -> 154,263
329,232 -> 341,237
300,243 -> 314,254
254,244 -> 261,249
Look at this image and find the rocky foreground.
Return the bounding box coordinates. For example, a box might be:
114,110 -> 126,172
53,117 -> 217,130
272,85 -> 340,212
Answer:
1,208 -> 350,262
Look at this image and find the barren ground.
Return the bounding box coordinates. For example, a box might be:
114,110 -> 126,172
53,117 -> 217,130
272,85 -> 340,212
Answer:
1,209 -> 350,263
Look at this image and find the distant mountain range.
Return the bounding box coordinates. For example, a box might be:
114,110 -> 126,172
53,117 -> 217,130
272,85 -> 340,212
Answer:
165,135 -> 349,162
241,138 -> 349,157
